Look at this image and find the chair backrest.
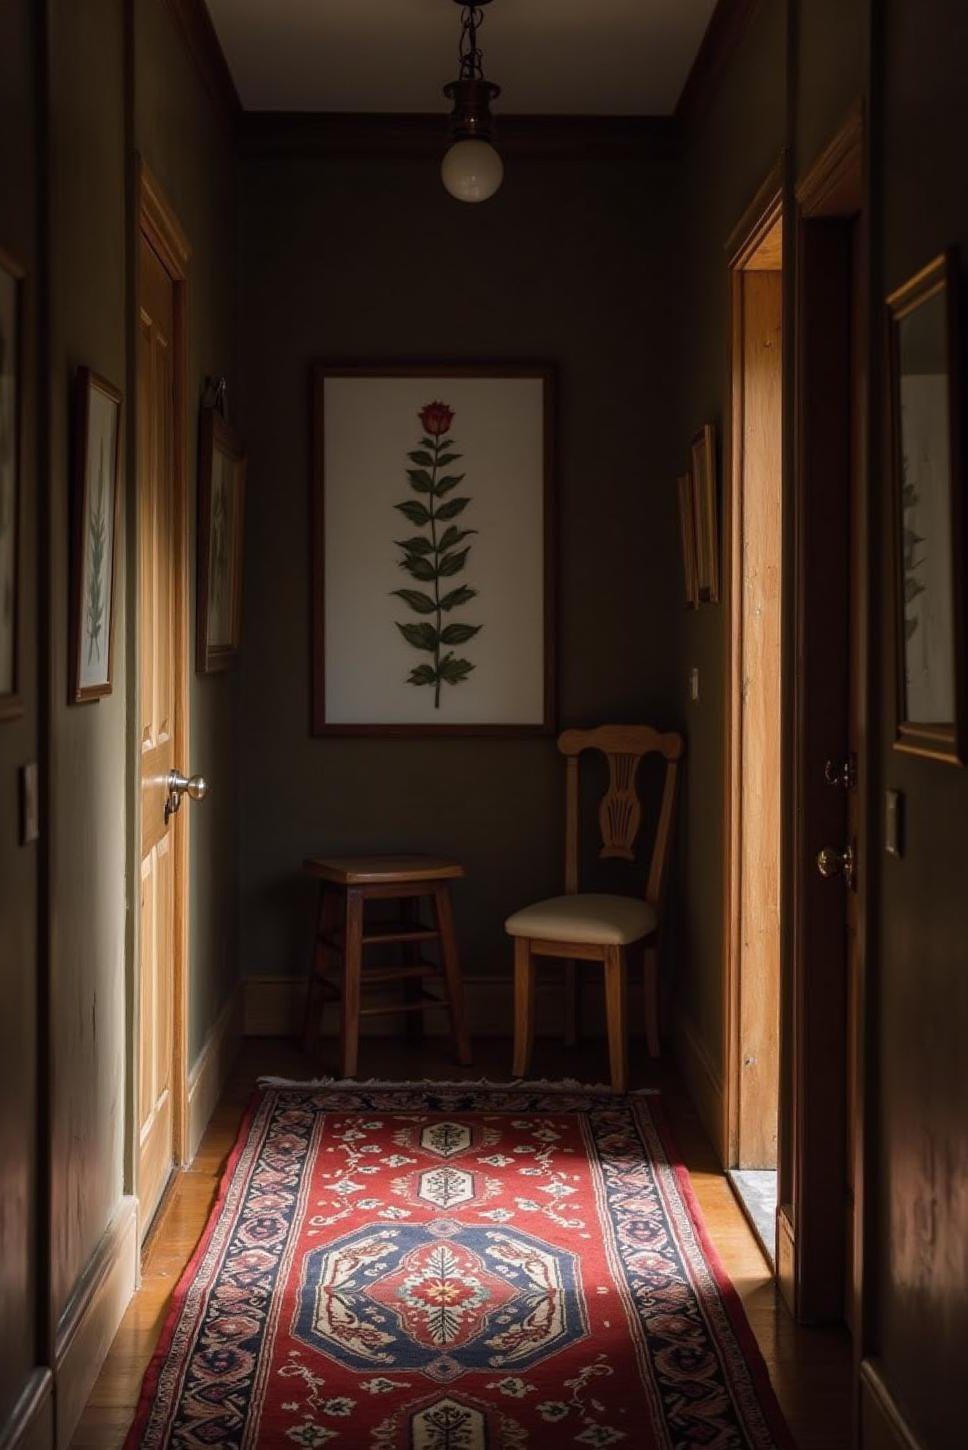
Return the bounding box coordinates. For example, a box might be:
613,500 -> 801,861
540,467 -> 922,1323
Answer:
558,724 -> 685,910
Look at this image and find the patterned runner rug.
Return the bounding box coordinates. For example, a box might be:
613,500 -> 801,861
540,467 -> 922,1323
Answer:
126,1081 -> 793,1448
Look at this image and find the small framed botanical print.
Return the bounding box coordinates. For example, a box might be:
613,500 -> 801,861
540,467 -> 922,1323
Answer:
691,423 -> 719,603
196,408 -> 245,673
71,368 -> 122,703
0,245 -> 24,720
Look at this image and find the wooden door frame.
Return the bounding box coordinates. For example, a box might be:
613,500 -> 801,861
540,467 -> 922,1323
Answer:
789,104 -> 868,1327
722,160 -> 785,1174
134,158 -> 191,1184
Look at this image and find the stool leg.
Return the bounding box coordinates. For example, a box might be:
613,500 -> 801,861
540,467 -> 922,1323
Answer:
513,938 -> 535,1078
643,940 -> 661,1059
433,884 -> 472,1066
303,883 -> 337,1055
604,945 -> 628,1094
401,894 -> 424,1042
340,888 -> 364,1078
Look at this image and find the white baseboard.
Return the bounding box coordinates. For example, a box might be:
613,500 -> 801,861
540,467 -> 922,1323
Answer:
54,1196 -> 138,1448
673,1012 -> 725,1164
187,986 -> 243,1161
0,1369 -> 53,1450
244,972 -> 645,1040
859,1359 -> 926,1450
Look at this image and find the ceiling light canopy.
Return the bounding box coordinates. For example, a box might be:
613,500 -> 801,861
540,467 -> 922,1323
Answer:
441,1 -> 504,203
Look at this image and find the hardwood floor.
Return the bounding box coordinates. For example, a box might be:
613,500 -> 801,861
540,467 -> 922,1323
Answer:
71,1034 -> 852,1449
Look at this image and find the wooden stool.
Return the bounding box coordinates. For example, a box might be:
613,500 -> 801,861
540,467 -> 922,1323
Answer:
301,854 -> 473,1078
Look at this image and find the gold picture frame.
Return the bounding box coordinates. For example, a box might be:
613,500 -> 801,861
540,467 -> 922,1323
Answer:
70,368 -> 122,703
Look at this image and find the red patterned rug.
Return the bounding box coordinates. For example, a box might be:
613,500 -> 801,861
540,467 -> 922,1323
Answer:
126,1081 -> 793,1448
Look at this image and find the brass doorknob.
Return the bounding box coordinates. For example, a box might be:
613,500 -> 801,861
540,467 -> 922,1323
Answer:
816,842 -> 856,890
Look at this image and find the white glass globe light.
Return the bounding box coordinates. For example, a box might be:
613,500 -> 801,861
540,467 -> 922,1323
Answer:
441,139 -> 504,203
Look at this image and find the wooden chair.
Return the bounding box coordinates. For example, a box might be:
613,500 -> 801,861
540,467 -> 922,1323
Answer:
301,854 -> 472,1078
506,725 -> 684,1093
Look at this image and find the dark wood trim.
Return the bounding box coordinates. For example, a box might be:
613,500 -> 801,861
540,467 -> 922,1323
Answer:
310,361 -> 556,738
725,159 -> 785,267
0,244 -> 26,723
68,368 -> 123,704
796,100 -> 864,216
0,1366 -> 53,1450
242,111 -> 679,162
791,107 -> 866,1327
161,0 -> 241,127
859,1360 -> 926,1450
675,0 -> 764,134
195,409 -> 246,674
137,158 -> 191,279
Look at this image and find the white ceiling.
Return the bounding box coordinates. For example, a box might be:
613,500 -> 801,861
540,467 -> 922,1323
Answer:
205,0 -> 718,115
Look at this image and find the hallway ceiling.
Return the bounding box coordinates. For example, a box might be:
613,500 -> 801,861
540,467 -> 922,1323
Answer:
204,0 -> 718,115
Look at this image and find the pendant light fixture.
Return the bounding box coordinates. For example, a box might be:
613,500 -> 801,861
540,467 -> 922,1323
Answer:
441,1 -> 504,203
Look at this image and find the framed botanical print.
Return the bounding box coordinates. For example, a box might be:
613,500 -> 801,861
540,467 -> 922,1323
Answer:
312,363 -> 555,736
70,368 -> 122,703
691,423 -> 719,603
196,407 -> 245,673
887,248 -> 966,764
0,246 -> 24,720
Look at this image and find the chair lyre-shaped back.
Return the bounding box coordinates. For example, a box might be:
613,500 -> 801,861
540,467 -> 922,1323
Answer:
558,725 -> 685,909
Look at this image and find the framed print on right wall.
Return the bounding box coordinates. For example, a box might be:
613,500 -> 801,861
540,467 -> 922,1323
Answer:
0,245 -> 24,721
887,248 -> 966,764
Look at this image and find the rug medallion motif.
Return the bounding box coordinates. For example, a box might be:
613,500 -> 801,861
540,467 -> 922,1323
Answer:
126,1084 -> 793,1449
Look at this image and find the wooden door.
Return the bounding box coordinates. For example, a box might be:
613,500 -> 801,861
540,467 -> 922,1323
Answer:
137,193 -> 189,1235
787,111 -> 865,1325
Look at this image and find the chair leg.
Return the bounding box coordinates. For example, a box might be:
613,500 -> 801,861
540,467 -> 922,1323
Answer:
434,885 -> 472,1066
302,883 -> 337,1055
340,888 -> 364,1079
401,894 -> 423,1043
643,941 -> 661,1059
513,938 -> 536,1079
604,945 -> 628,1094
563,960 -> 579,1047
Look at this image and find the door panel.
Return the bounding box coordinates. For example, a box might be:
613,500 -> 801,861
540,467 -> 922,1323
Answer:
137,234 -> 180,1233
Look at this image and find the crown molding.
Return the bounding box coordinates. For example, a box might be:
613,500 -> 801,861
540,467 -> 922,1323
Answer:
675,0 -> 764,135
240,111 -> 679,162
162,0 -> 242,127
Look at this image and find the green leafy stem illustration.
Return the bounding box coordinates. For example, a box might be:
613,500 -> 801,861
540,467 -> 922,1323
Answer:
392,401 -> 481,707
86,438 -> 107,664
901,442 -> 926,644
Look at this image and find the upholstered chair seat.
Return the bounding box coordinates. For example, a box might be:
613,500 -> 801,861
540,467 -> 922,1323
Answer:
505,894 -> 657,947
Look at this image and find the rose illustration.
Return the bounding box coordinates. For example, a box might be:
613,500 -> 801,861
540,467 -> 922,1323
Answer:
392,401 -> 481,707
419,401 -> 454,437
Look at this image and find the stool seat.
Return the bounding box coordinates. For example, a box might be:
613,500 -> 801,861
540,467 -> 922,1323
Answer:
301,854 -> 472,1077
304,854 -> 465,886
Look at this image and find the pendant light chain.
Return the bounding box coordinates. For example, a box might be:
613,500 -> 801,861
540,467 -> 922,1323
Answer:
458,5 -> 487,82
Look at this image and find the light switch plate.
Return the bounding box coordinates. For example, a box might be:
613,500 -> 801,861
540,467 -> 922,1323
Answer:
689,667 -> 700,703
885,788 -> 902,857
20,762 -> 39,845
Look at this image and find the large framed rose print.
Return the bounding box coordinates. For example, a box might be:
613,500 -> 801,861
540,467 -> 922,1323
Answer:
312,363 -> 555,736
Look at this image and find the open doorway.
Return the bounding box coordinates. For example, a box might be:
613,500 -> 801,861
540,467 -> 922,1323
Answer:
724,177 -> 784,1262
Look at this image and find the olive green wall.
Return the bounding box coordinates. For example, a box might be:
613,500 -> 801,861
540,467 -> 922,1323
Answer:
46,0 -> 240,1330
675,1 -> 968,1444
873,3 -> 968,1442
135,0 -> 241,1061
237,145 -> 685,1003
0,0 -> 43,1428
48,0 -> 129,1325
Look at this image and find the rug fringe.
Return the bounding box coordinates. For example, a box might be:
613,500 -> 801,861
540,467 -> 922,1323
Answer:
256,1074 -> 659,1096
